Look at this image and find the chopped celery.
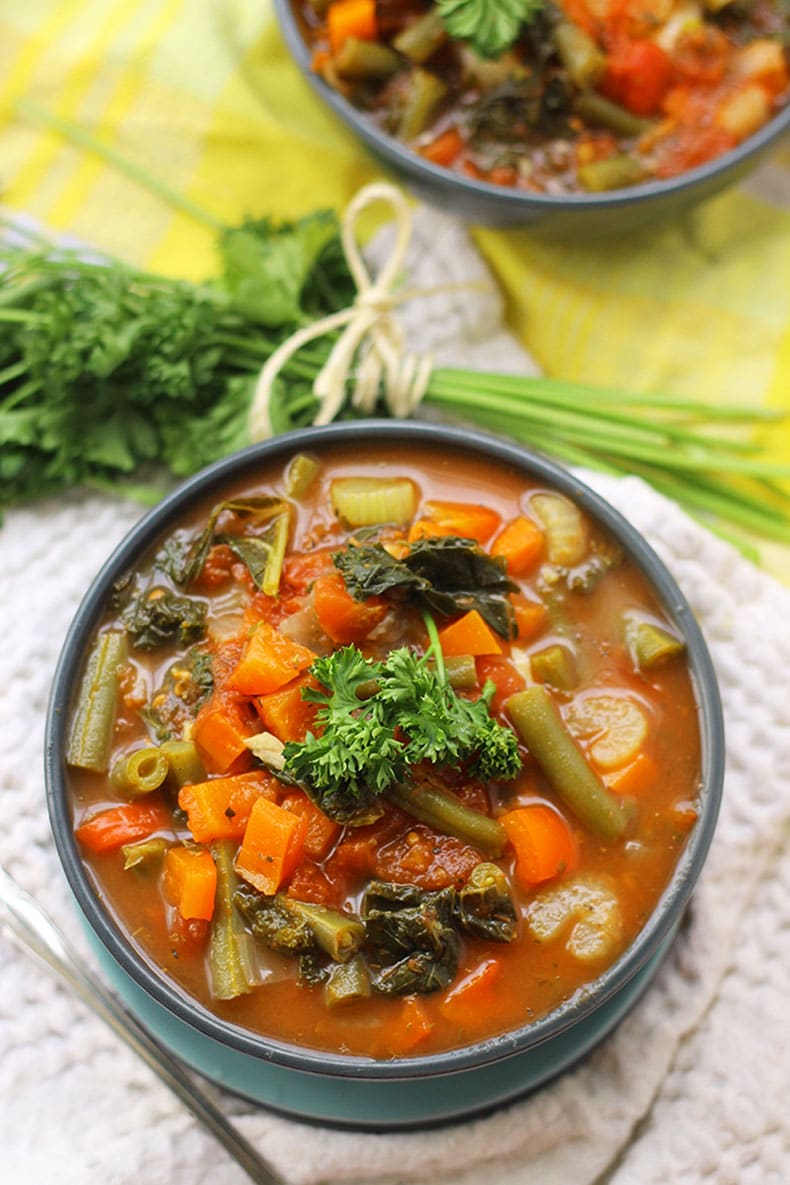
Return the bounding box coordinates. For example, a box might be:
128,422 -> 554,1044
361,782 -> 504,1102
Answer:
330,476 -> 417,526
530,493 -> 588,566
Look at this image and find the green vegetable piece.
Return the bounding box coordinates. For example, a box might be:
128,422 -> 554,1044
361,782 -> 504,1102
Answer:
393,8 -> 449,62
363,882 -> 460,995
284,453 -> 320,500
123,587 -> 207,651
506,686 -> 634,840
110,746 -> 169,797
209,841 -> 258,1000
233,885 -> 317,954
626,617 -> 686,671
121,836 -> 170,870
456,861 -> 517,941
66,630 -> 129,773
324,955 -> 372,1008
141,648 -> 213,743
386,782 -> 507,856
398,68 -> 448,140
335,36 -> 401,79
573,90 -> 652,137
577,153 -> 647,193
553,22 -> 607,88
530,642 -> 577,689
163,495 -> 290,592
331,476 -> 418,526
334,535 -> 518,639
437,0 -> 545,59
160,738 -> 206,790
286,900 -> 365,963
443,653 -> 478,689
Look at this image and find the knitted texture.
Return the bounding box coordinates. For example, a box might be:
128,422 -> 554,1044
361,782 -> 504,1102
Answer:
1,207 -> 789,1184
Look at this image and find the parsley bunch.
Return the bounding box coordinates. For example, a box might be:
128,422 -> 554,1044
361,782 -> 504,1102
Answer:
436,0 -> 545,58
283,632 -> 521,824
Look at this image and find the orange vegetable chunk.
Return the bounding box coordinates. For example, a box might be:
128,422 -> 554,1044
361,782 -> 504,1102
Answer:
228,621 -> 315,696
491,516 -> 545,575
192,694 -> 256,774
415,500 -> 501,545
605,752 -> 659,797
255,673 -> 320,743
327,0 -> 377,56
235,795 -> 308,895
75,800 -> 171,853
440,957 -> 502,1025
502,804 -> 579,889
163,845 -> 217,922
312,572 -> 387,644
438,609 -> 502,657
178,770 -> 278,844
281,789 -> 342,861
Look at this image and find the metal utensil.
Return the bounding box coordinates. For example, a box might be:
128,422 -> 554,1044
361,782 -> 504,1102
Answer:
0,864 -> 287,1185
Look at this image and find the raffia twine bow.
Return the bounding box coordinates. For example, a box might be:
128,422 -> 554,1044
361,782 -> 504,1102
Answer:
247,182 -> 489,442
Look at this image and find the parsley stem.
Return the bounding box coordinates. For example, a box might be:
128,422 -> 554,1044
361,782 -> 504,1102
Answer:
421,611 -> 445,684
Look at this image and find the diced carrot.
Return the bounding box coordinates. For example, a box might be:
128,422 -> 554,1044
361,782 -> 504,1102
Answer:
281,789 -> 341,861
491,516 -> 545,575
420,127 -> 464,167
416,500 -> 502,545
487,165 -> 518,187
438,609 -> 502,657
327,0 -> 377,56
75,800 -> 171,854
192,694 -> 256,775
228,621 -> 315,696
255,673 -> 320,743
502,804 -> 579,889
511,593 -> 548,641
440,957 -> 502,1025
396,995 -> 435,1051
605,752 -> 659,796
178,770 -> 278,844
235,795 -> 308,895
163,846 -> 217,922
312,572 -> 388,644
601,38 -> 673,116
407,519 -> 456,542
475,656 -> 526,713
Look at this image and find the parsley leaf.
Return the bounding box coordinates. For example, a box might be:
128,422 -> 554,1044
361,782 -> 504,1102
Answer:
437,0 -> 545,58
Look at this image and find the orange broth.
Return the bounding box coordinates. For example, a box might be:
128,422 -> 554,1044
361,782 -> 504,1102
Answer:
67,444 -> 701,1058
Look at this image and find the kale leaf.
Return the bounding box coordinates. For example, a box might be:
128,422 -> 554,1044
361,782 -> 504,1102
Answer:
456,861 -> 518,942
362,882 -> 460,995
122,587 -> 207,650
333,536 -> 518,640
141,646 -> 214,742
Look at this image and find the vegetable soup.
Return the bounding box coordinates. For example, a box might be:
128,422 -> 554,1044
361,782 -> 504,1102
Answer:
66,444 -> 702,1059
292,0 -> 790,193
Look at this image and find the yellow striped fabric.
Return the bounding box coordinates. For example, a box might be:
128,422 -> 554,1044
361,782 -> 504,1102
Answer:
1,1 -> 789,576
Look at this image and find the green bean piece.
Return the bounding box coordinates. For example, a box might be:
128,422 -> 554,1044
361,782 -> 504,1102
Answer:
66,630 -> 129,773
574,90 -> 652,137
530,643 -> 577,690
209,840 -> 257,1000
387,783 -> 506,857
335,37 -> 401,80
505,687 -> 634,841
577,153 -> 647,192
398,69 -> 448,140
284,452 -> 320,500
324,955 -> 371,1008
160,738 -> 206,790
393,8 -> 448,63
286,899 -> 365,963
110,746 -> 169,797
626,618 -> 686,671
553,22 -> 607,89
444,654 -> 478,690
122,836 -> 170,870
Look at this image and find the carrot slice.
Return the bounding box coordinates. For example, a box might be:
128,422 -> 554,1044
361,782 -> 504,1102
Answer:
420,127 -> 464,167
312,572 -> 387,644
255,673 -> 320,743
502,804 -> 579,889
441,957 -> 502,1025
192,694 -> 256,774
75,800 -> 171,854
178,770 -> 278,844
605,752 -> 659,796
438,609 -> 502,657
163,846 -> 217,922
327,0 -> 377,55
511,594 -> 548,641
491,516 -> 545,575
235,795 -> 308,895
413,500 -> 501,545
228,621 -> 315,696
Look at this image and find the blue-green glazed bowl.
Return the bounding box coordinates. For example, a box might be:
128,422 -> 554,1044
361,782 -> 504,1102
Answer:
272,0 -> 790,234
45,421 -> 724,1129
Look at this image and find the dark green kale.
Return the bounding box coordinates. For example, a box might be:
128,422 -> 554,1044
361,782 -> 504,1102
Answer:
122,586 -> 207,650
455,862 -> 518,942
141,646 -> 214,742
333,535 -> 518,640
362,882 -> 460,995
233,886 -> 317,954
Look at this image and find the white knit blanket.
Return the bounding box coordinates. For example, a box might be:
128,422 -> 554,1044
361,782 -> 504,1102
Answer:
2,209 -> 789,1185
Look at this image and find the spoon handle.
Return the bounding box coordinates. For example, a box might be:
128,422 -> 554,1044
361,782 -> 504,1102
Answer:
0,865 -> 287,1185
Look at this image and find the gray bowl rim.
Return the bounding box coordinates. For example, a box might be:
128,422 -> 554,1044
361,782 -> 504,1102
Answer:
272,0 -> 790,216
46,419 -> 724,1081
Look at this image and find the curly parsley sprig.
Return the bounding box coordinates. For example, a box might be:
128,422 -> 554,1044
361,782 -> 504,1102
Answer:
436,0 -> 545,58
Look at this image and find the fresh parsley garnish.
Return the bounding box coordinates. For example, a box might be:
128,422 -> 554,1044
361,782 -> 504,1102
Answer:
437,0 -> 545,59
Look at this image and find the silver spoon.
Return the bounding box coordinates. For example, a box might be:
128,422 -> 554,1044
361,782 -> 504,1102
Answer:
0,864 -> 287,1185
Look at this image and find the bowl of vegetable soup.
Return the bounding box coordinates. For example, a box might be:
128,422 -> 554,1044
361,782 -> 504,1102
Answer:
45,420 -> 724,1127
274,0 -> 790,232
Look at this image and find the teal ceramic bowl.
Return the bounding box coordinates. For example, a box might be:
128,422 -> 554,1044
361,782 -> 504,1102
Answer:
45,421 -> 724,1129
273,0 -> 790,234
